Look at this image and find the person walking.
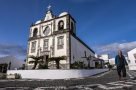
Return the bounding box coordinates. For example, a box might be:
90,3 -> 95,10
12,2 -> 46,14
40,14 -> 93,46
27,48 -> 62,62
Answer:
115,50 -> 128,80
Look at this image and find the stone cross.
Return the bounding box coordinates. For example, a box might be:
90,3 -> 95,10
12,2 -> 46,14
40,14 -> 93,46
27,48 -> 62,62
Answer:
47,5 -> 51,11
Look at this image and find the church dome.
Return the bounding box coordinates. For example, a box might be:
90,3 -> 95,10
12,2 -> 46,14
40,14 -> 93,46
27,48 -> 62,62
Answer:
59,12 -> 68,17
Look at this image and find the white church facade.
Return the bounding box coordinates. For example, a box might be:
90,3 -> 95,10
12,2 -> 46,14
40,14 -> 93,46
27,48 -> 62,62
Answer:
26,6 -> 95,69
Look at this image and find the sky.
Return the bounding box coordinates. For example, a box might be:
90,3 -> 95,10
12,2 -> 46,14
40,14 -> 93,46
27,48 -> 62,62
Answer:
0,0 -> 136,59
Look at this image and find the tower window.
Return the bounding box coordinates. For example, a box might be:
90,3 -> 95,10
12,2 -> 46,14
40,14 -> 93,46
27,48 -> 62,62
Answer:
33,28 -> 38,37
43,39 -> 49,51
31,41 -> 36,53
58,20 -> 64,30
57,36 -> 64,49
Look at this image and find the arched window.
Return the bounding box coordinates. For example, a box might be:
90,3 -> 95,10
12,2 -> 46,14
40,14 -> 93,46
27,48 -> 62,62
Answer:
58,20 -> 64,30
33,28 -> 38,37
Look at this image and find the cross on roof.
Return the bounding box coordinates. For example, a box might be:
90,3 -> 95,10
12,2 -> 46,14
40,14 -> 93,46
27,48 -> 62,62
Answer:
47,5 -> 51,11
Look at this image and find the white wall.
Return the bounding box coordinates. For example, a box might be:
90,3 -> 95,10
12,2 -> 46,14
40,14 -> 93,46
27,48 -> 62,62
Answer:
7,69 -> 108,79
70,35 -> 95,67
54,33 -> 67,57
128,48 -> 136,70
28,14 -> 69,66
27,33 -> 68,66
99,54 -> 109,63
109,58 -> 115,65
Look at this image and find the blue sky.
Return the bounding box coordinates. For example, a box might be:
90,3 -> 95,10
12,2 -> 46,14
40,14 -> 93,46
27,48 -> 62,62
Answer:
0,0 -> 136,59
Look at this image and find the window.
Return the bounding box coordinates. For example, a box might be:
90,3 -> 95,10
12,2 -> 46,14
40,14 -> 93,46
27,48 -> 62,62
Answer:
57,36 -> 64,49
58,20 -> 64,30
31,41 -> 36,53
43,26 -> 50,36
43,39 -> 49,51
33,28 -> 38,37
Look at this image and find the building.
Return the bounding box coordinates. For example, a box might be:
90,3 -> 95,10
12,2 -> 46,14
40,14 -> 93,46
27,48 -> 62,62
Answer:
128,48 -> 136,70
26,6 -> 95,69
99,54 -> 109,64
109,58 -> 115,65
92,58 -> 104,68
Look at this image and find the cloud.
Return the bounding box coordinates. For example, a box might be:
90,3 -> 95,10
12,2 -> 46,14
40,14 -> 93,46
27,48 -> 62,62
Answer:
0,44 -> 26,60
93,41 -> 136,57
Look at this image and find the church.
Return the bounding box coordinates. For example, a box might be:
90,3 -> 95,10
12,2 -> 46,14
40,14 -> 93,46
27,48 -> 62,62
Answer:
26,6 -> 95,69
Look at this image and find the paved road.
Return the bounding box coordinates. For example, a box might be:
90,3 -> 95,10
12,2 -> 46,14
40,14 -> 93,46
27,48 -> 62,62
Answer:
0,70 -> 136,90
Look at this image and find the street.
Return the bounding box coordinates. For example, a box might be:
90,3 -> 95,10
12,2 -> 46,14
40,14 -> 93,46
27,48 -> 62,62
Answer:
0,70 -> 136,90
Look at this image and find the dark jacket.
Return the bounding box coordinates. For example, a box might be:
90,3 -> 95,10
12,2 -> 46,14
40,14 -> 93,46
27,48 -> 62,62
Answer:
115,55 -> 128,66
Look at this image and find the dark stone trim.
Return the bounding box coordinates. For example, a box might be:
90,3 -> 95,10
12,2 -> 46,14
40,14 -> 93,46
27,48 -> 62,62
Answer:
53,29 -> 69,35
28,30 -> 70,41
72,34 -> 95,54
68,14 -> 76,23
68,15 -> 72,69
69,32 -> 71,69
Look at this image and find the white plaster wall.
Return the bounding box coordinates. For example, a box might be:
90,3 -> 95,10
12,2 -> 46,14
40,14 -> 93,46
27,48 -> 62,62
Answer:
7,69 -> 108,79
70,35 -> 95,67
109,58 -> 115,65
27,37 -> 53,66
99,54 -> 109,63
54,33 -> 67,57
28,34 -> 67,66
128,48 -> 136,70
128,65 -> 136,70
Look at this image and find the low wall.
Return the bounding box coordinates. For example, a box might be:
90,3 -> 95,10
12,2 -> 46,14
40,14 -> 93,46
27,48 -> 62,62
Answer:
129,65 -> 136,70
7,69 -> 108,79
